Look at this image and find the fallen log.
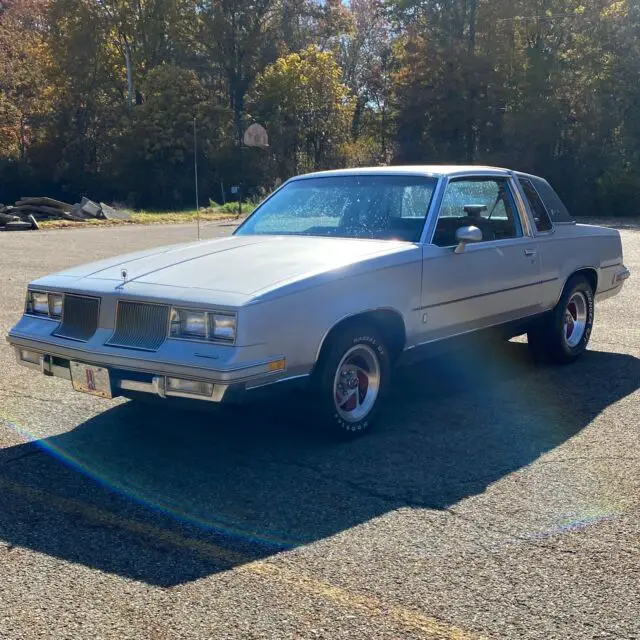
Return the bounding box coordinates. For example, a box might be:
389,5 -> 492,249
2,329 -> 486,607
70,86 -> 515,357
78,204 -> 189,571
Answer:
14,204 -> 73,217
4,221 -> 33,231
16,197 -> 73,212
0,211 -> 20,225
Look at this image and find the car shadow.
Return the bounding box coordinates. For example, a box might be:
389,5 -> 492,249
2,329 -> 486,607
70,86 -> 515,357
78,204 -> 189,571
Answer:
0,343 -> 637,587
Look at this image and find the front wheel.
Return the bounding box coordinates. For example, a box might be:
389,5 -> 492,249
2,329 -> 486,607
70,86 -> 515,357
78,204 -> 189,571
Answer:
528,274 -> 595,364
313,324 -> 390,436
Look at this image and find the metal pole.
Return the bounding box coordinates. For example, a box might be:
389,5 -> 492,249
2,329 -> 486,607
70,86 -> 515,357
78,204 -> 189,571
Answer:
194,117 -> 200,240
238,140 -> 243,217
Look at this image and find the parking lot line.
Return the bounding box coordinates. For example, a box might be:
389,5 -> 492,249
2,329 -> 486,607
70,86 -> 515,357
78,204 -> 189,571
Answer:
0,475 -> 485,640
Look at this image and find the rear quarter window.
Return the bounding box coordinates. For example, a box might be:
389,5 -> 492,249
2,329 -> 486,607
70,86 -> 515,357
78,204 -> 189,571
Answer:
526,176 -> 575,224
519,178 -> 553,232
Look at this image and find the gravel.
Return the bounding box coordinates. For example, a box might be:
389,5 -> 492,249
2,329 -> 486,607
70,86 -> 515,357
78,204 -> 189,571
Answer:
0,221 -> 638,640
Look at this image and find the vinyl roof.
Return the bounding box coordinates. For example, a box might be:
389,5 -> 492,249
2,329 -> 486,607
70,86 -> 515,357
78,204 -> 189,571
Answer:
294,165 -> 513,179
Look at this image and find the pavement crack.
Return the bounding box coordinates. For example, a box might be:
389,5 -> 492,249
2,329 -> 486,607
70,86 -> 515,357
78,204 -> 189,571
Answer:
264,456 -> 413,506
443,507 -> 580,555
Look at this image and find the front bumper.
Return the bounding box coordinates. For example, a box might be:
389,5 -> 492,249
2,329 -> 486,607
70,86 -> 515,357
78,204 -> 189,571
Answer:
10,339 -> 310,404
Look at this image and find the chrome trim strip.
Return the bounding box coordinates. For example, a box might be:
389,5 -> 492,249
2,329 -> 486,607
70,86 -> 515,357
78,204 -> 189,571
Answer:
507,174 -> 534,237
421,177 -> 447,245
413,277 -> 559,311
404,309 -> 546,352
245,373 -> 310,391
426,234 -> 542,252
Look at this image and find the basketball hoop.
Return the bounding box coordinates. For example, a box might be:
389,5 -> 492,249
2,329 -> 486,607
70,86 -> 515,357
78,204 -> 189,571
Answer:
243,123 -> 269,149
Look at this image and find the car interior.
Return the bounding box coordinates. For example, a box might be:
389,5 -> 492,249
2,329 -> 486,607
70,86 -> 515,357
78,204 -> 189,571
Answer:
302,183 -> 433,241
432,179 -> 522,247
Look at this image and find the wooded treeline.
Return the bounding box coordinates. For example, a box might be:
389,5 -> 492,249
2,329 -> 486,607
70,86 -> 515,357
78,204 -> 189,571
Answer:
1,0 -> 638,215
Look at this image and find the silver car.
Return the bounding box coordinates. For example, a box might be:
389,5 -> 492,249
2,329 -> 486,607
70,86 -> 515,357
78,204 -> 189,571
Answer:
7,166 -> 631,435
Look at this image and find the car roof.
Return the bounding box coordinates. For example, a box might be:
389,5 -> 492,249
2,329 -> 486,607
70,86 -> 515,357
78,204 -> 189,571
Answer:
292,165 -> 514,180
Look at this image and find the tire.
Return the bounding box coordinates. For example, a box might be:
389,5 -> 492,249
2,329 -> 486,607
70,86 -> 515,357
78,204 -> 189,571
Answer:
312,323 -> 390,436
528,274 -> 595,364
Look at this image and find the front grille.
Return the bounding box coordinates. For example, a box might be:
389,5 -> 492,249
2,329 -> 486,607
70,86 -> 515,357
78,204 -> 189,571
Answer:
106,301 -> 170,351
53,295 -> 100,342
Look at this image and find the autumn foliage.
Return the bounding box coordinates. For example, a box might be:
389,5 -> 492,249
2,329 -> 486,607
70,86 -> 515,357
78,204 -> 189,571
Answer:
0,0 -> 639,215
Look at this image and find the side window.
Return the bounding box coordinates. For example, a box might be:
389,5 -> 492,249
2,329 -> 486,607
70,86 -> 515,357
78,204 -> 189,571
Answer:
432,178 -> 523,247
519,178 -> 553,232
529,177 -> 574,223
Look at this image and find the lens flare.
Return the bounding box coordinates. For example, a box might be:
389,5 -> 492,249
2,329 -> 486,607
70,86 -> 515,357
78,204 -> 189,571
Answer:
0,409 -> 299,552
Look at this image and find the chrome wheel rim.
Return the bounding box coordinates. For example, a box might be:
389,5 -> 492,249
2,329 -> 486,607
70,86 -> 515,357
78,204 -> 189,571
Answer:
333,344 -> 381,423
564,292 -> 588,348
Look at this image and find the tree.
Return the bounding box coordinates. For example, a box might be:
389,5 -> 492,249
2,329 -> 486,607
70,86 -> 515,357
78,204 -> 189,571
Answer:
198,0 -> 278,144
0,0 -> 52,161
1,0 -> 640,215
113,65 -> 233,208
337,0 -> 394,159
248,46 -> 355,178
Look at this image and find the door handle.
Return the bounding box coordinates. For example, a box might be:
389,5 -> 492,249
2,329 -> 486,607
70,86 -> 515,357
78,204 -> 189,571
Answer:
524,249 -> 537,257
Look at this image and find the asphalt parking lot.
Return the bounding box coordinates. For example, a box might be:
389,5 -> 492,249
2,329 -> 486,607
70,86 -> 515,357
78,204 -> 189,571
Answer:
0,222 -> 638,640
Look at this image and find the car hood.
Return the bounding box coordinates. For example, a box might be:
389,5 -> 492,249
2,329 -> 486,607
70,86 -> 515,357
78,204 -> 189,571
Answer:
49,235 -> 415,299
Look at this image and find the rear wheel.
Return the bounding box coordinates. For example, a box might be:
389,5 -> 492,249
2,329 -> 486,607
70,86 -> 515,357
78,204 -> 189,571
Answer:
313,323 -> 390,436
528,274 -> 594,364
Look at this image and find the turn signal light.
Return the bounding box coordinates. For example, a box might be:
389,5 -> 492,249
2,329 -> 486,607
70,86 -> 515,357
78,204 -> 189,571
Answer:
267,358 -> 286,372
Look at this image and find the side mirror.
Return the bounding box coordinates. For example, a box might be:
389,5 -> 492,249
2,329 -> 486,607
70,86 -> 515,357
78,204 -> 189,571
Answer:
454,225 -> 483,254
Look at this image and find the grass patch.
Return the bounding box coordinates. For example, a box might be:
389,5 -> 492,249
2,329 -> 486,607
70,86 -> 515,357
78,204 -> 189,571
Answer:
38,204 -> 255,229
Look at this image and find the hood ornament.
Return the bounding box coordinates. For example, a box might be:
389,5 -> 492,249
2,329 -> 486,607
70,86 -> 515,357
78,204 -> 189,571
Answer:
117,269 -> 129,289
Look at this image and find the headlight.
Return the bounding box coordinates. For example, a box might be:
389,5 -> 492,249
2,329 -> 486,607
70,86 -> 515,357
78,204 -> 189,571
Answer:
182,310 -> 207,338
210,314 -> 236,342
26,291 -> 64,319
169,308 -> 236,343
49,294 -> 63,319
29,292 -> 49,315
170,308 -> 207,339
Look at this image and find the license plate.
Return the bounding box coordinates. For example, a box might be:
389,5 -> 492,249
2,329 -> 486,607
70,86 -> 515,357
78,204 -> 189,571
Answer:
70,361 -> 112,399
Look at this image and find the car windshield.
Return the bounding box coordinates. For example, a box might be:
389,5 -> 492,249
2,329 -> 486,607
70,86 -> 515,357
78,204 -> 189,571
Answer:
235,175 -> 438,242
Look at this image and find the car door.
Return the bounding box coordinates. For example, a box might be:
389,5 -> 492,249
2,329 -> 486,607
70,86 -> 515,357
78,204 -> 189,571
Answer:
417,175 -> 543,343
